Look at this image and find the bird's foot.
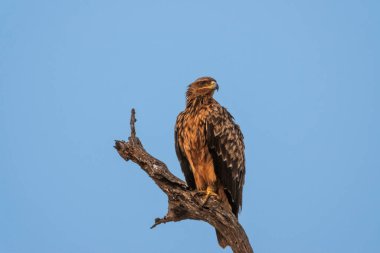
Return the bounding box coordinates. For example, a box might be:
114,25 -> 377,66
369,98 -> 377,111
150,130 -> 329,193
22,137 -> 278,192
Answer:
200,186 -> 218,207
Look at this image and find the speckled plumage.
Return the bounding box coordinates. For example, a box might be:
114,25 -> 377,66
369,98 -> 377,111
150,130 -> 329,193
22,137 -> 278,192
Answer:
175,77 -> 246,247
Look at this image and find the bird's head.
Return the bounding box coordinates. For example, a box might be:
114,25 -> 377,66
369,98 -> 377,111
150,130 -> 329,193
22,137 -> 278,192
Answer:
186,77 -> 219,102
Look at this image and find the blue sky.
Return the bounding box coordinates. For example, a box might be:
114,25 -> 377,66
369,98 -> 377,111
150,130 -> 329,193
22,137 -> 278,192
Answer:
1,0 -> 379,252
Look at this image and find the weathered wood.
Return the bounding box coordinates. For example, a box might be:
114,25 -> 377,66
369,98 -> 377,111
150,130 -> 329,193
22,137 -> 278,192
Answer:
114,109 -> 253,253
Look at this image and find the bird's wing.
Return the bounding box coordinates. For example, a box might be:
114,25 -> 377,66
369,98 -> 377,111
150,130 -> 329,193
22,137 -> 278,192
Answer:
206,105 -> 245,216
175,112 -> 196,189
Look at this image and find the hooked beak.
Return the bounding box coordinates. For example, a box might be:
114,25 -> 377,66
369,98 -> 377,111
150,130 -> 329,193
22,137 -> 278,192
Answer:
211,81 -> 219,91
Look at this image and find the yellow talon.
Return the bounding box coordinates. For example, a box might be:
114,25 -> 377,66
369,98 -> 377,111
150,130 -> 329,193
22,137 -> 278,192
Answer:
201,186 -> 218,206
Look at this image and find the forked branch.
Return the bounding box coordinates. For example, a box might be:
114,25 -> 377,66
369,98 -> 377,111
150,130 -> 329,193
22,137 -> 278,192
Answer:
114,109 -> 253,253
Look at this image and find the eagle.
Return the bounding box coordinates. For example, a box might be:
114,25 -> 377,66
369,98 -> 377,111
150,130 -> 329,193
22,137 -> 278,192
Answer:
175,77 -> 246,248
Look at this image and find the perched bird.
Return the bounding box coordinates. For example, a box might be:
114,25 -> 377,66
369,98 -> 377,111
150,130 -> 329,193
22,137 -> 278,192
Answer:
175,77 -> 246,248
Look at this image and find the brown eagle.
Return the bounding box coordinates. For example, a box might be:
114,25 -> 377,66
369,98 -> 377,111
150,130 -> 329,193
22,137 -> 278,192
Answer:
175,77 -> 245,248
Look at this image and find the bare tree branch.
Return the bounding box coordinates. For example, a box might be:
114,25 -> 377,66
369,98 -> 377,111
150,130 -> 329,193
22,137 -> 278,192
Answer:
114,109 -> 253,253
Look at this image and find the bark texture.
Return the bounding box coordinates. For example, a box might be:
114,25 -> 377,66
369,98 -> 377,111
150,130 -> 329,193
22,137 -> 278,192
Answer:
114,109 -> 253,253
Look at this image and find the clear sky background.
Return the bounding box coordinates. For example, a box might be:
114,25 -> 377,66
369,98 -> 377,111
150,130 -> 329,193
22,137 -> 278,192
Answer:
1,1 -> 379,253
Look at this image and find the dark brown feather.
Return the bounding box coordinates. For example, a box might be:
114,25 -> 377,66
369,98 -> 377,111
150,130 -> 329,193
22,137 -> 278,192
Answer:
206,103 -> 245,216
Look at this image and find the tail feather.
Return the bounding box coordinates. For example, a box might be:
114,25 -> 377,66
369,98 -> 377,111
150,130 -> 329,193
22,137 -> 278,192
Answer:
215,184 -> 233,248
216,229 -> 228,248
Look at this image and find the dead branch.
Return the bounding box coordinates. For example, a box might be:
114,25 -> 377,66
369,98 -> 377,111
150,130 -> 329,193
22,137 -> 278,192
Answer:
114,109 -> 253,253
